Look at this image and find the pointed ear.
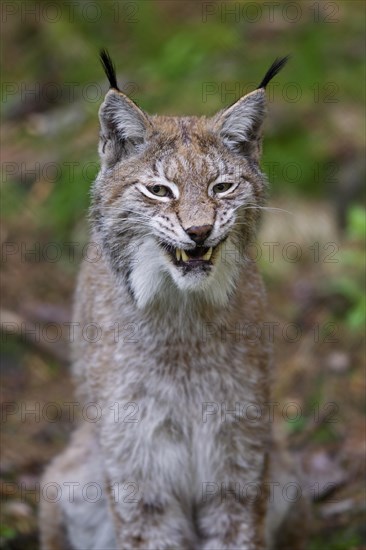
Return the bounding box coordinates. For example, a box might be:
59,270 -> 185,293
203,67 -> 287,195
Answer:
98,89 -> 152,166
213,89 -> 266,160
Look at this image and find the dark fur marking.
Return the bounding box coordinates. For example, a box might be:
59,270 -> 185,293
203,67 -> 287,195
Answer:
152,159 -> 159,176
179,119 -> 191,145
117,262 -> 136,303
142,502 -> 164,515
100,49 -> 120,90
257,55 -> 290,89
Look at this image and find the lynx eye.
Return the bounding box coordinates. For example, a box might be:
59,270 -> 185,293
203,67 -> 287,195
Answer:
147,185 -> 171,197
212,182 -> 236,195
138,182 -> 178,201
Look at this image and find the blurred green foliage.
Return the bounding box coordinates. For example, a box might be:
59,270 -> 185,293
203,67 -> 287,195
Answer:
328,206 -> 366,330
0,525 -> 17,544
308,529 -> 363,550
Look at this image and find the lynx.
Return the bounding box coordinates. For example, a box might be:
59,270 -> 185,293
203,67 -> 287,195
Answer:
40,51 -> 307,549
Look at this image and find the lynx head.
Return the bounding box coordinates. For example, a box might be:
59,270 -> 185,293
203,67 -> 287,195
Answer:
92,50 -> 288,309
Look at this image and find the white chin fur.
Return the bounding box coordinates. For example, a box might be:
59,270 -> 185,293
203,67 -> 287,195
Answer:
129,237 -> 240,310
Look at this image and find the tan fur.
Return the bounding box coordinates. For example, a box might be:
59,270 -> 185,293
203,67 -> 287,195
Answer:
40,57 -> 307,549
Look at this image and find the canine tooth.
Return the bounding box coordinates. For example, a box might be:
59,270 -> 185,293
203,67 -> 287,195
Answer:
202,247 -> 213,261
181,249 -> 189,262
175,248 -> 181,261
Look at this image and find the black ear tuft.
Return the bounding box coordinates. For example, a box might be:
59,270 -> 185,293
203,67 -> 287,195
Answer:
257,55 -> 290,89
100,49 -> 120,91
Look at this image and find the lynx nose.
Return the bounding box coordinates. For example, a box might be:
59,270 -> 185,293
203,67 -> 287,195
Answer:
186,225 -> 213,245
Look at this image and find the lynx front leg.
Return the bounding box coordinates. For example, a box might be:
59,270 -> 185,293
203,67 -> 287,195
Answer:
108,491 -> 197,550
99,397 -> 198,549
196,445 -> 269,550
197,488 -> 266,550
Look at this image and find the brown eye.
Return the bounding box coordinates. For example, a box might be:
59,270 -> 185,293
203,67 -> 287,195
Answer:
212,182 -> 234,195
148,185 -> 171,197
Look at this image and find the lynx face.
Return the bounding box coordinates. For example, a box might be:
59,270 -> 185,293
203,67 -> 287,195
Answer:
91,53 -> 287,308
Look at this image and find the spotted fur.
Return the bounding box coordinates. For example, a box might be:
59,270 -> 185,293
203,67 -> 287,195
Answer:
40,53 -> 307,550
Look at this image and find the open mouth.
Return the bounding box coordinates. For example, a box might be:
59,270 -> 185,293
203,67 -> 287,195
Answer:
162,244 -> 215,268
